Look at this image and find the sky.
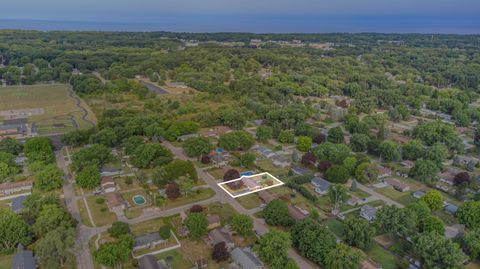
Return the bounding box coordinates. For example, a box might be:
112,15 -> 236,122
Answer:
1,0 -> 480,33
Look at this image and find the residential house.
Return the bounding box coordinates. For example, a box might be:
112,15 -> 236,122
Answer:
271,154 -> 291,168
253,146 -> 275,159
231,247 -> 264,269
252,120 -> 264,126
101,177 -> 117,193
444,204 -> 458,215
100,167 -> 122,177
207,214 -> 221,230
14,156 -> 26,166
11,195 -> 28,213
311,176 -> 330,195
139,255 -> 162,269
208,228 -> 234,250
438,171 -> 455,185
12,245 -> 35,269
211,154 -> 227,167
0,180 -> 33,196
177,226 -> 189,237
377,166 -> 392,179
360,205 -> 377,222
105,193 -> 126,212
134,232 -> 166,251
412,190 -> 425,199
291,166 -> 312,176
384,179 -> 410,192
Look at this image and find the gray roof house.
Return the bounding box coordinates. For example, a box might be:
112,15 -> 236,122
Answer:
12,245 -> 35,269
412,190 -> 425,199
211,154 -> 227,167
360,205 -> 377,222
444,204 -> 459,215
134,232 -> 165,251
291,166 -> 312,176
231,247 -> 263,269
254,146 -> 275,159
271,154 -> 291,168
208,228 -> 234,250
139,255 -> 162,269
311,177 -> 330,195
11,195 -> 28,213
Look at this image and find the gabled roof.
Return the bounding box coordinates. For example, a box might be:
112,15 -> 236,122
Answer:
311,177 -> 330,191
208,228 -> 233,245
231,248 -> 263,269
12,249 -> 35,269
134,232 -> 165,247
139,255 -> 161,269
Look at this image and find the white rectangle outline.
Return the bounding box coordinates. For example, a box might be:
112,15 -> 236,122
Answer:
217,172 -> 284,198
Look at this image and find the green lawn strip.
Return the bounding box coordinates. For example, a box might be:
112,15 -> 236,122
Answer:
77,199 -> 94,227
163,188 -> 215,210
131,217 -> 165,236
366,244 -> 401,269
325,218 -> 346,238
236,193 -> 262,209
85,195 -> 117,226
206,202 -> 238,225
0,254 -> 12,269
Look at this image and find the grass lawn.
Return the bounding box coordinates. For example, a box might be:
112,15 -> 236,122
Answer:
124,207 -> 144,219
115,176 -> 141,190
433,210 -> 458,225
349,188 -> 371,199
375,187 -> 416,205
205,167 -> 226,180
0,254 -> 12,269
0,84 -> 96,131
366,244 -> 401,269
121,189 -> 151,208
206,202 -> 238,225
467,261 -> 480,269
77,199 -> 93,227
163,188 -> 215,210
85,195 -> 117,226
131,217 -> 166,236
237,193 -> 262,209
255,159 -> 289,176
325,218 -> 346,238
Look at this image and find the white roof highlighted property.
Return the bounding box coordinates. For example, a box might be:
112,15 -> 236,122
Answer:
218,172 -> 284,198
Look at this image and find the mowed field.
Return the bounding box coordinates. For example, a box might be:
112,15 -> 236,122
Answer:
0,84 -> 97,134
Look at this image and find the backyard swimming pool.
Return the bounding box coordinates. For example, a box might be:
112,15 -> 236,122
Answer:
132,195 -> 146,205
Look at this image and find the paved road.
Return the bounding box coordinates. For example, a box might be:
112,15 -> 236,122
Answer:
62,141 -> 316,269
56,150 -> 95,269
138,79 -> 169,94
162,141 -> 317,269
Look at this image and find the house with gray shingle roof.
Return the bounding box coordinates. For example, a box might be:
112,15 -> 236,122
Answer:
311,177 -> 330,195
134,232 -> 165,251
231,247 -> 263,269
360,205 -> 377,222
12,245 -> 35,269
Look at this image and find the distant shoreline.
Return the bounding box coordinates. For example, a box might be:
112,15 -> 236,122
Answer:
1,17 -> 479,34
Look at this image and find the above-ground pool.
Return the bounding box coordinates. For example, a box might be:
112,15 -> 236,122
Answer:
240,171 -> 254,177
132,195 -> 146,205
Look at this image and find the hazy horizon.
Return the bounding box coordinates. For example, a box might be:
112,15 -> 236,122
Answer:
2,0 -> 480,34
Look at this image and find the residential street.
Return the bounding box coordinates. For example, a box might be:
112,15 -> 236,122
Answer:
57,142 -> 317,269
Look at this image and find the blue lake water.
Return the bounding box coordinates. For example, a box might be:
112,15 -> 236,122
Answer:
0,15 -> 479,33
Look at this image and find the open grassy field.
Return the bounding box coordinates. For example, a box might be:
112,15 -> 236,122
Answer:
0,84 -> 96,133
0,254 -> 12,269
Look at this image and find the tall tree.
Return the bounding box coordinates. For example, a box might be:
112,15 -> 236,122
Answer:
0,208 -> 31,251
35,227 -> 76,269
325,243 -> 365,269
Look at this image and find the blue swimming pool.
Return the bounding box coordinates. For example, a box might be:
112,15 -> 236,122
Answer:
132,195 -> 146,205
